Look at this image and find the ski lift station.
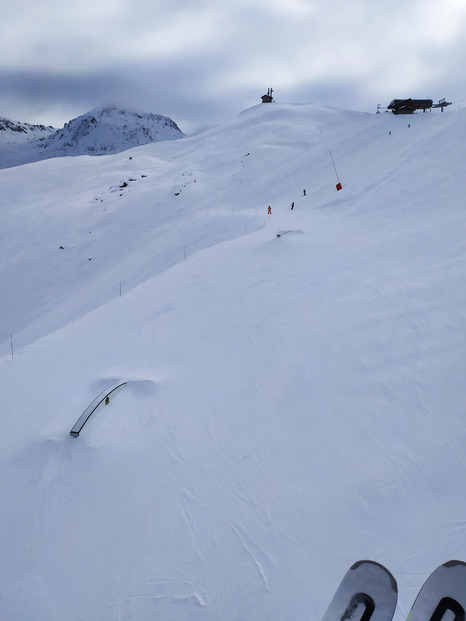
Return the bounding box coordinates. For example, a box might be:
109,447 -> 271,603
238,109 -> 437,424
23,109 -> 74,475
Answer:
386,98 -> 452,114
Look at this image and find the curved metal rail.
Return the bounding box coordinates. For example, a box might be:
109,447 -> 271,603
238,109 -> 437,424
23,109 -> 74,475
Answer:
70,381 -> 127,437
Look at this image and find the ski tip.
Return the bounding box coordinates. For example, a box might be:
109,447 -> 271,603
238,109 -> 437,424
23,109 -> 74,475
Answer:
350,560 -> 398,593
443,559 -> 466,568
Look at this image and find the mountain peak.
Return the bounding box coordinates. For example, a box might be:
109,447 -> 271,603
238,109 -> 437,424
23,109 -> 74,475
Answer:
40,107 -> 185,158
0,107 -> 185,168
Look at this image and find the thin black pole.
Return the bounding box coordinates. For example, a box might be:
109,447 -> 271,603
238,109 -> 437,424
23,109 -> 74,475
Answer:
329,150 -> 340,184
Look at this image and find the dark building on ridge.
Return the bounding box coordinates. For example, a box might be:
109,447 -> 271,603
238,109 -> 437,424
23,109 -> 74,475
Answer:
387,98 -> 433,114
261,88 -> 274,103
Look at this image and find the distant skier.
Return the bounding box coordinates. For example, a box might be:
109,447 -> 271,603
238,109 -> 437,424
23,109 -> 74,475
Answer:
303,189 -> 306,196
291,202 -> 294,210
268,206 -> 272,214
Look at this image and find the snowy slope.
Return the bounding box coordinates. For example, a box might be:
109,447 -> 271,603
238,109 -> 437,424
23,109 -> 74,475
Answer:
0,103 -> 466,621
0,106 -> 184,169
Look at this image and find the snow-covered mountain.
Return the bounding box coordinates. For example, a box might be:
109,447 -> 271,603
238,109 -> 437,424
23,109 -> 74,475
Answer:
0,116 -> 55,138
0,106 -> 184,168
39,106 -> 185,157
0,101 -> 465,621
0,117 -> 56,169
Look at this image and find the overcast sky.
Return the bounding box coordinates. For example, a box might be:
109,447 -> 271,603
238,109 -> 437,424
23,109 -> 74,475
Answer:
1,0 -> 466,133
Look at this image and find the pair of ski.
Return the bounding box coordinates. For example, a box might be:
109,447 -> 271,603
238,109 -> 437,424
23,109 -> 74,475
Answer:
322,559 -> 466,621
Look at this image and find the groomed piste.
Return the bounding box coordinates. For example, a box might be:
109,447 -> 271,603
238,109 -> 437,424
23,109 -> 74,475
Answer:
1,101 -> 466,621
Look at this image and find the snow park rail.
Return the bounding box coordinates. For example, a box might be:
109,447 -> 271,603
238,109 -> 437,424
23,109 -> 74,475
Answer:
276,229 -> 305,238
70,381 -> 127,437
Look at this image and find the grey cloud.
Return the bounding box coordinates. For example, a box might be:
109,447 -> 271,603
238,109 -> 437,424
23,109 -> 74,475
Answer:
1,0 -> 465,130
0,56 -> 256,131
